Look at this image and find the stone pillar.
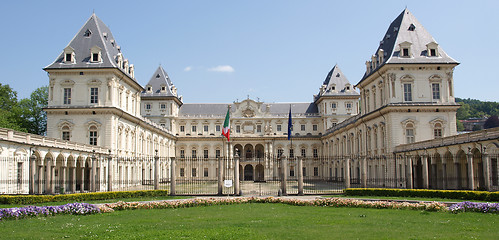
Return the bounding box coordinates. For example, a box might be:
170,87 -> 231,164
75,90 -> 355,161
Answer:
361,157 -> 367,188
46,157 -> 53,194
442,163 -> 447,190
154,154 -> 160,190
234,154 -> 240,195
422,155 -> 429,189
29,154 -> 36,195
108,155 -> 113,192
407,156 -> 413,189
61,166 -> 67,193
71,167 -> 76,193
81,164 -> 86,192
38,165 -> 43,194
344,158 -> 351,189
298,156 -> 304,195
467,152 -> 475,190
281,156 -> 288,196
218,157 -> 223,195
170,157 -> 176,196
91,155 -> 96,192
482,151 -> 491,191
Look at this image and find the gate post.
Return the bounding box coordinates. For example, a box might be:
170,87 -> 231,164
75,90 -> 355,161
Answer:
281,156 -> 288,196
29,152 -> 36,195
234,154 -> 240,196
298,156 -> 304,195
107,151 -> 113,192
154,150 -> 159,190
218,157 -> 223,195
344,158 -> 351,189
170,157 -> 176,196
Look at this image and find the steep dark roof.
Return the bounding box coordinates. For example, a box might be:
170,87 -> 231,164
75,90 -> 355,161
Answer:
359,9 -> 458,84
316,64 -> 359,100
141,66 -> 179,98
44,14 -> 134,79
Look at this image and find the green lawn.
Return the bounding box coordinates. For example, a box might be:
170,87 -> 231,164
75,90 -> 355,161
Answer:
0,196 -> 189,209
1,203 -> 498,239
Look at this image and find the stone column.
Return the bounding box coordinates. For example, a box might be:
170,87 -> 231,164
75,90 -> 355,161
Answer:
234,154 -> 240,195
407,156 -> 413,189
108,155 -> 113,192
482,150 -> 491,191
281,156 -> 288,196
81,164 -> 86,192
170,157 -> 176,196
467,151 -> 475,190
38,164 -> 43,194
29,154 -> 36,195
91,155 -> 96,192
442,163 -> 447,190
71,167 -> 76,193
422,155 -> 429,189
298,156 -> 304,195
46,157 -> 53,194
361,157 -> 367,188
154,154 -> 159,190
344,158 -> 351,189
61,166 -> 67,193
218,157 -> 223,195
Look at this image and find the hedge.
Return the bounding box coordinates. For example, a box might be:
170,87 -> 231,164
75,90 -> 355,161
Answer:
0,190 -> 169,205
343,188 -> 499,202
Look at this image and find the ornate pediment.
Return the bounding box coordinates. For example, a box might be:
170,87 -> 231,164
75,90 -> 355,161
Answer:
233,98 -> 264,118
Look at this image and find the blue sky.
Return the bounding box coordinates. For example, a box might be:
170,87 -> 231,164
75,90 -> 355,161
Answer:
1,0 -> 498,103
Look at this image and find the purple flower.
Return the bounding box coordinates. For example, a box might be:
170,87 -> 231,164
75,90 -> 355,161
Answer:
0,203 -> 100,221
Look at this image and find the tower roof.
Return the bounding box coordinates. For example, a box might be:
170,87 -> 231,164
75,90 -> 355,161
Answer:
44,14 -> 134,79
359,9 -> 458,83
141,65 -> 180,99
315,64 -> 359,101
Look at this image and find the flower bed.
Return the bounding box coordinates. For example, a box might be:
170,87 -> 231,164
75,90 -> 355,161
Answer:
0,202 -> 100,221
99,197 -> 448,213
449,201 -> 499,214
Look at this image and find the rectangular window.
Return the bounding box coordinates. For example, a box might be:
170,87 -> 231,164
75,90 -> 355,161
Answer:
313,125 -> 318,131
313,148 -> 318,158
236,125 -> 241,133
65,53 -> 72,62
314,167 -> 319,176
204,125 -> 209,132
215,149 -> 221,158
301,148 -> 306,157
146,104 -> 151,110
180,150 -> 185,158
331,103 -> 337,109
403,84 -> 412,101
92,53 -> 99,62
204,149 -> 209,158
256,125 -> 262,133
180,168 -> 185,177
216,125 -> 221,132
430,49 -> 436,57
277,149 -> 284,157
434,128 -> 442,138
62,131 -> 70,141
303,167 -> 307,177
90,87 -> 98,104
290,166 -> 295,177
301,125 -> 305,131
277,125 -> 282,132
289,149 -> 294,158
89,130 -> 97,145
192,125 -> 197,132
180,126 -> 185,132
204,168 -> 209,177
192,150 -> 197,158
346,102 -> 352,109
192,168 -> 197,177
406,129 -> 415,143
160,103 -> 166,109
17,162 -> 23,185
403,48 -> 409,57
432,83 -> 440,100
63,88 -> 71,104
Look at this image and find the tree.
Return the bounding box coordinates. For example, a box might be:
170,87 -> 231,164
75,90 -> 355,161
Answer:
0,84 -> 27,132
484,116 -> 499,129
15,86 -> 48,135
0,83 -> 18,111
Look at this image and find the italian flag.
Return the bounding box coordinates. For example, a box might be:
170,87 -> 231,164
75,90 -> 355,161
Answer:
222,107 -> 230,141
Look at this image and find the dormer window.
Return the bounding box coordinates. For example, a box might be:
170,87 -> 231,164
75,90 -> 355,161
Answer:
84,29 -> 92,37
146,85 -> 152,92
426,42 -> 439,57
408,24 -> 416,31
63,46 -> 75,64
399,41 -> 412,58
161,85 -> 166,92
90,46 -> 102,63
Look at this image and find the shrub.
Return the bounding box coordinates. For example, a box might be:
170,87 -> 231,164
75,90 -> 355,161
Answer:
0,190 -> 169,205
343,188 -> 499,202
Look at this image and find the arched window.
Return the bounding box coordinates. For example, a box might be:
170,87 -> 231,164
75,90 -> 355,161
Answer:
433,122 -> 443,138
62,126 -> 71,141
405,123 -> 415,144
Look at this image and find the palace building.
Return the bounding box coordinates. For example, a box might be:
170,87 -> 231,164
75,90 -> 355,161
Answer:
2,8 -> 496,195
